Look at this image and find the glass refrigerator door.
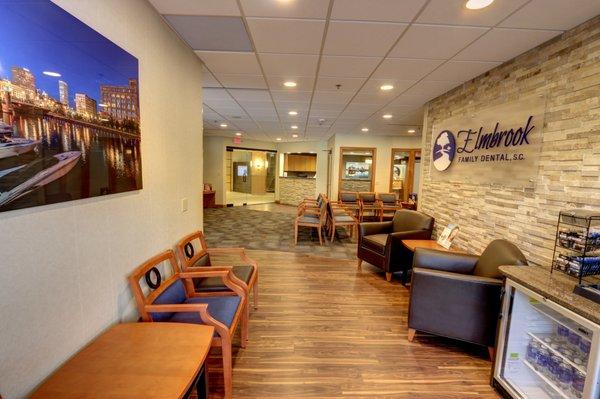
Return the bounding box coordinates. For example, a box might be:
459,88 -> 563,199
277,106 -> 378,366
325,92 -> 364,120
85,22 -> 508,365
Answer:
496,282 -> 600,399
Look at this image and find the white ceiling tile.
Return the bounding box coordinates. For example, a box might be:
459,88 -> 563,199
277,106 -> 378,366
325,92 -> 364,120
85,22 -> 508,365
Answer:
323,21 -> 408,56
455,28 -> 562,62
316,76 -> 366,92
372,58 -> 444,80
388,94 -> 431,107
247,18 -> 325,54
203,88 -> 233,101
238,100 -> 276,110
319,55 -> 381,78
331,0 -> 427,22
360,78 -> 416,93
228,89 -> 271,102
312,91 -> 355,104
402,80 -> 462,100
275,101 -> 310,112
425,60 -> 501,81
308,109 -> 343,119
417,0 -> 530,27
389,24 -> 488,59
215,74 -> 267,89
343,102 -> 381,114
165,15 -> 251,51
271,90 -> 313,103
240,0 -> 329,18
266,76 -> 315,91
149,0 -> 240,16
196,51 -> 261,74
310,102 -> 347,111
202,66 -> 222,87
259,53 -> 319,76
352,88 -> 397,105
500,0 -> 600,30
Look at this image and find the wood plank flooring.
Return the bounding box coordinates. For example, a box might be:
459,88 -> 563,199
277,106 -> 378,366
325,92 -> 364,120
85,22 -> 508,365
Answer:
203,250 -> 500,399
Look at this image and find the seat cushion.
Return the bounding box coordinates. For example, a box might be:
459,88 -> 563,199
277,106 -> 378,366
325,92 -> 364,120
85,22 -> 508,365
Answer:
298,215 -> 320,224
150,279 -> 187,322
334,215 -> 355,223
169,296 -> 242,332
194,265 -> 254,292
362,234 -> 388,255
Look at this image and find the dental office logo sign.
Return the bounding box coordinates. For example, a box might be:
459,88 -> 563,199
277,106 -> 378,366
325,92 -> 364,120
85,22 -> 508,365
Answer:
430,96 -> 545,188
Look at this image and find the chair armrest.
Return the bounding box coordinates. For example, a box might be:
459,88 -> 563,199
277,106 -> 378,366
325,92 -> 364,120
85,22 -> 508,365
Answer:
412,248 -> 479,274
179,270 -> 247,298
144,304 -> 226,335
389,230 -> 432,241
409,268 -> 503,347
206,247 -> 258,281
359,221 -> 393,237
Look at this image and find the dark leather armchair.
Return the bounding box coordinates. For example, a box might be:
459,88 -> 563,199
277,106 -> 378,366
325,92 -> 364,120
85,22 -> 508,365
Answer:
407,239 -> 527,356
357,210 -> 434,283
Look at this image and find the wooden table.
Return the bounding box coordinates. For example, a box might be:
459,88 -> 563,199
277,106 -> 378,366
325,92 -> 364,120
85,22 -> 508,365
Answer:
401,239 -> 463,253
30,323 -> 214,399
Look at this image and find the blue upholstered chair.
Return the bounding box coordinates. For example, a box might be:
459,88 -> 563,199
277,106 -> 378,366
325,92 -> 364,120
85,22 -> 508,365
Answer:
129,250 -> 248,399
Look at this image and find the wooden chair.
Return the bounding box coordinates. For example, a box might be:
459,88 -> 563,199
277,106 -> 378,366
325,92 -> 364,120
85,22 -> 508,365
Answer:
377,193 -> 403,221
175,231 -> 259,312
129,250 -> 248,399
337,191 -> 360,218
298,193 -> 326,215
358,192 -> 379,221
295,199 -> 327,245
327,200 -> 358,242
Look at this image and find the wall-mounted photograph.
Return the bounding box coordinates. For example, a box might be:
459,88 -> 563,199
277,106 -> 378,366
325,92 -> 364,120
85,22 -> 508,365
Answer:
0,0 -> 141,212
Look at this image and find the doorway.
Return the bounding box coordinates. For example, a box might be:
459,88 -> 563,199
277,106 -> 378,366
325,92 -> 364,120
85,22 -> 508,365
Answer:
338,147 -> 376,194
226,147 -> 276,206
390,149 -> 421,202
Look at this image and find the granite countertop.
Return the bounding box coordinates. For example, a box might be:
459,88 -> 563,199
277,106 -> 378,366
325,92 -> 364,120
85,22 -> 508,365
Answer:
500,265 -> 600,325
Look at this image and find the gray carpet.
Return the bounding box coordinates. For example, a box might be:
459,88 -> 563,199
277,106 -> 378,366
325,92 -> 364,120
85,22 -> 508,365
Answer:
203,206 -> 358,260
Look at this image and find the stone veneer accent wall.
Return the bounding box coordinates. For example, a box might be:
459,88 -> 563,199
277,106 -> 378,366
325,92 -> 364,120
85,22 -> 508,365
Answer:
340,180 -> 372,193
279,177 -> 316,205
420,16 -> 600,268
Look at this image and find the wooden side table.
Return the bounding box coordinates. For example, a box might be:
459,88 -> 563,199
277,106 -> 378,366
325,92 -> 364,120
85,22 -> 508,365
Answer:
401,239 -> 463,253
30,323 -> 214,399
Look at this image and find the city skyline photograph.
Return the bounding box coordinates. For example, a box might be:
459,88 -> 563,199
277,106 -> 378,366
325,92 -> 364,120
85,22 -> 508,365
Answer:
0,0 -> 142,213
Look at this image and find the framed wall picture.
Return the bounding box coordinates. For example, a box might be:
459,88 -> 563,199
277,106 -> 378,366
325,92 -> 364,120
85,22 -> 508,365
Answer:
0,0 -> 141,212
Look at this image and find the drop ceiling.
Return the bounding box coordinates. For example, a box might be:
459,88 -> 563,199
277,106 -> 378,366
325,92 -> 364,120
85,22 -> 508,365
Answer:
149,0 -> 600,142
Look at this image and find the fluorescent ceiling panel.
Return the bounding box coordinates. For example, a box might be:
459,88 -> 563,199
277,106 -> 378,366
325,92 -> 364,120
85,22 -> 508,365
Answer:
165,15 -> 252,51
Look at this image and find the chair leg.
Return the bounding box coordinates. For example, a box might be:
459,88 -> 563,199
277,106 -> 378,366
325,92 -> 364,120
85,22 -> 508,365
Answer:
330,224 -> 336,242
317,226 -> 323,245
294,223 -> 298,245
408,328 -> 416,342
241,304 -> 248,349
385,272 -> 392,282
221,336 -> 233,399
252,279 -> 259,310
488,346 -> 495,360
357,259 -> 362,271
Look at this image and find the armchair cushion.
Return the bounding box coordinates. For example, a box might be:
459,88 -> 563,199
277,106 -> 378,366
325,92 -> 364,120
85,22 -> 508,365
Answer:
170,296 -> 242,329
194,265 -> 254,292
409,268 -> 503,346
413,248 -> 479,274
150,280 -> 188,321
362,234 -> 388,255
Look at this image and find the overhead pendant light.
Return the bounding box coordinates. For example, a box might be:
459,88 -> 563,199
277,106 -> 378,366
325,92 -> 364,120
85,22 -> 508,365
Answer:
465,0 -> 494,10
283,81 -> 297,88
382,114 -> 393,119
380,84 -> 394,91
361,127 -> 369,132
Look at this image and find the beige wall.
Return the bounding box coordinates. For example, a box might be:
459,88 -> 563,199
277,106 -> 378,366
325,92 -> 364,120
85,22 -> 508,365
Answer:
0,1 -> 204,398
420,16 -> 600,267
330,133 -> 422,199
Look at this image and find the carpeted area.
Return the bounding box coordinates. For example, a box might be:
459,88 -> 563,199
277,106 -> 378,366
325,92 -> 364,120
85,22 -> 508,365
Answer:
203,205 -> 358,260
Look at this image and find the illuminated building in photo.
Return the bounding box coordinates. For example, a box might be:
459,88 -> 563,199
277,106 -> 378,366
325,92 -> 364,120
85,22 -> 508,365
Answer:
11,67 -> 36,100
75,93 -> 97,117
59,80 -> 69,106
100,79 -> 139,122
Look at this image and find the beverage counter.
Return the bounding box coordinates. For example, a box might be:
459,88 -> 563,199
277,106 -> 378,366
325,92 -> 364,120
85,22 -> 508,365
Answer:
278,176 -> 316,206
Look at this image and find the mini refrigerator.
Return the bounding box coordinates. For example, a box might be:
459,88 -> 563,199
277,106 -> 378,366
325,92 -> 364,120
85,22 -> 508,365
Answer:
493,280 -> 600,399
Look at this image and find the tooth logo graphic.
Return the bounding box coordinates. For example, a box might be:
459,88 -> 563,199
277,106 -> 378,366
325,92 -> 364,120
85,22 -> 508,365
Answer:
432,130 -> 456,172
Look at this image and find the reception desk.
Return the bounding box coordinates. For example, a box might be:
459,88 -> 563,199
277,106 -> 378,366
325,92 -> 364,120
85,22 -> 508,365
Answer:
279,176 -> 316,205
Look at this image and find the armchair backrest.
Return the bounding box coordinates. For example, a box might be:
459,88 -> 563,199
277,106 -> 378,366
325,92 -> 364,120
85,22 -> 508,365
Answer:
359,192 -> 376,204
392,210 -> 434,233
474,239 -> 527,279
175,231 -> 212,269
128,250 -> 187,322
339,191 -> 358,203
378,193 -> 397,205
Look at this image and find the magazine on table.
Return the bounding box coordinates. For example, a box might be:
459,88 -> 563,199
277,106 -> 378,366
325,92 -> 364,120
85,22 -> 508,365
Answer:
437,224 -> 459,249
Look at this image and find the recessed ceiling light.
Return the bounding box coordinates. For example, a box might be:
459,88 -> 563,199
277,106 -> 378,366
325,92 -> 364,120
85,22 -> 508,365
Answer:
361,127 -> 369,132
43,71 -> 61,77
465,0 -> 494,10
276,137 -> 282,141
288,110 -> 298,116
235,132 -> 242,136
220,123 -> 228,128
283,81 -> 297,88
380,84 -> 394,91
291,125 -> 298,129
382,114 -> 393,119
292,134 -> 298,138
408,129 -> 416,133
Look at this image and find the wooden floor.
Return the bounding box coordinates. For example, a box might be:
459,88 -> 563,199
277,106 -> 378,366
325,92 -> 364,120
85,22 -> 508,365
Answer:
203,250 -> 500,399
